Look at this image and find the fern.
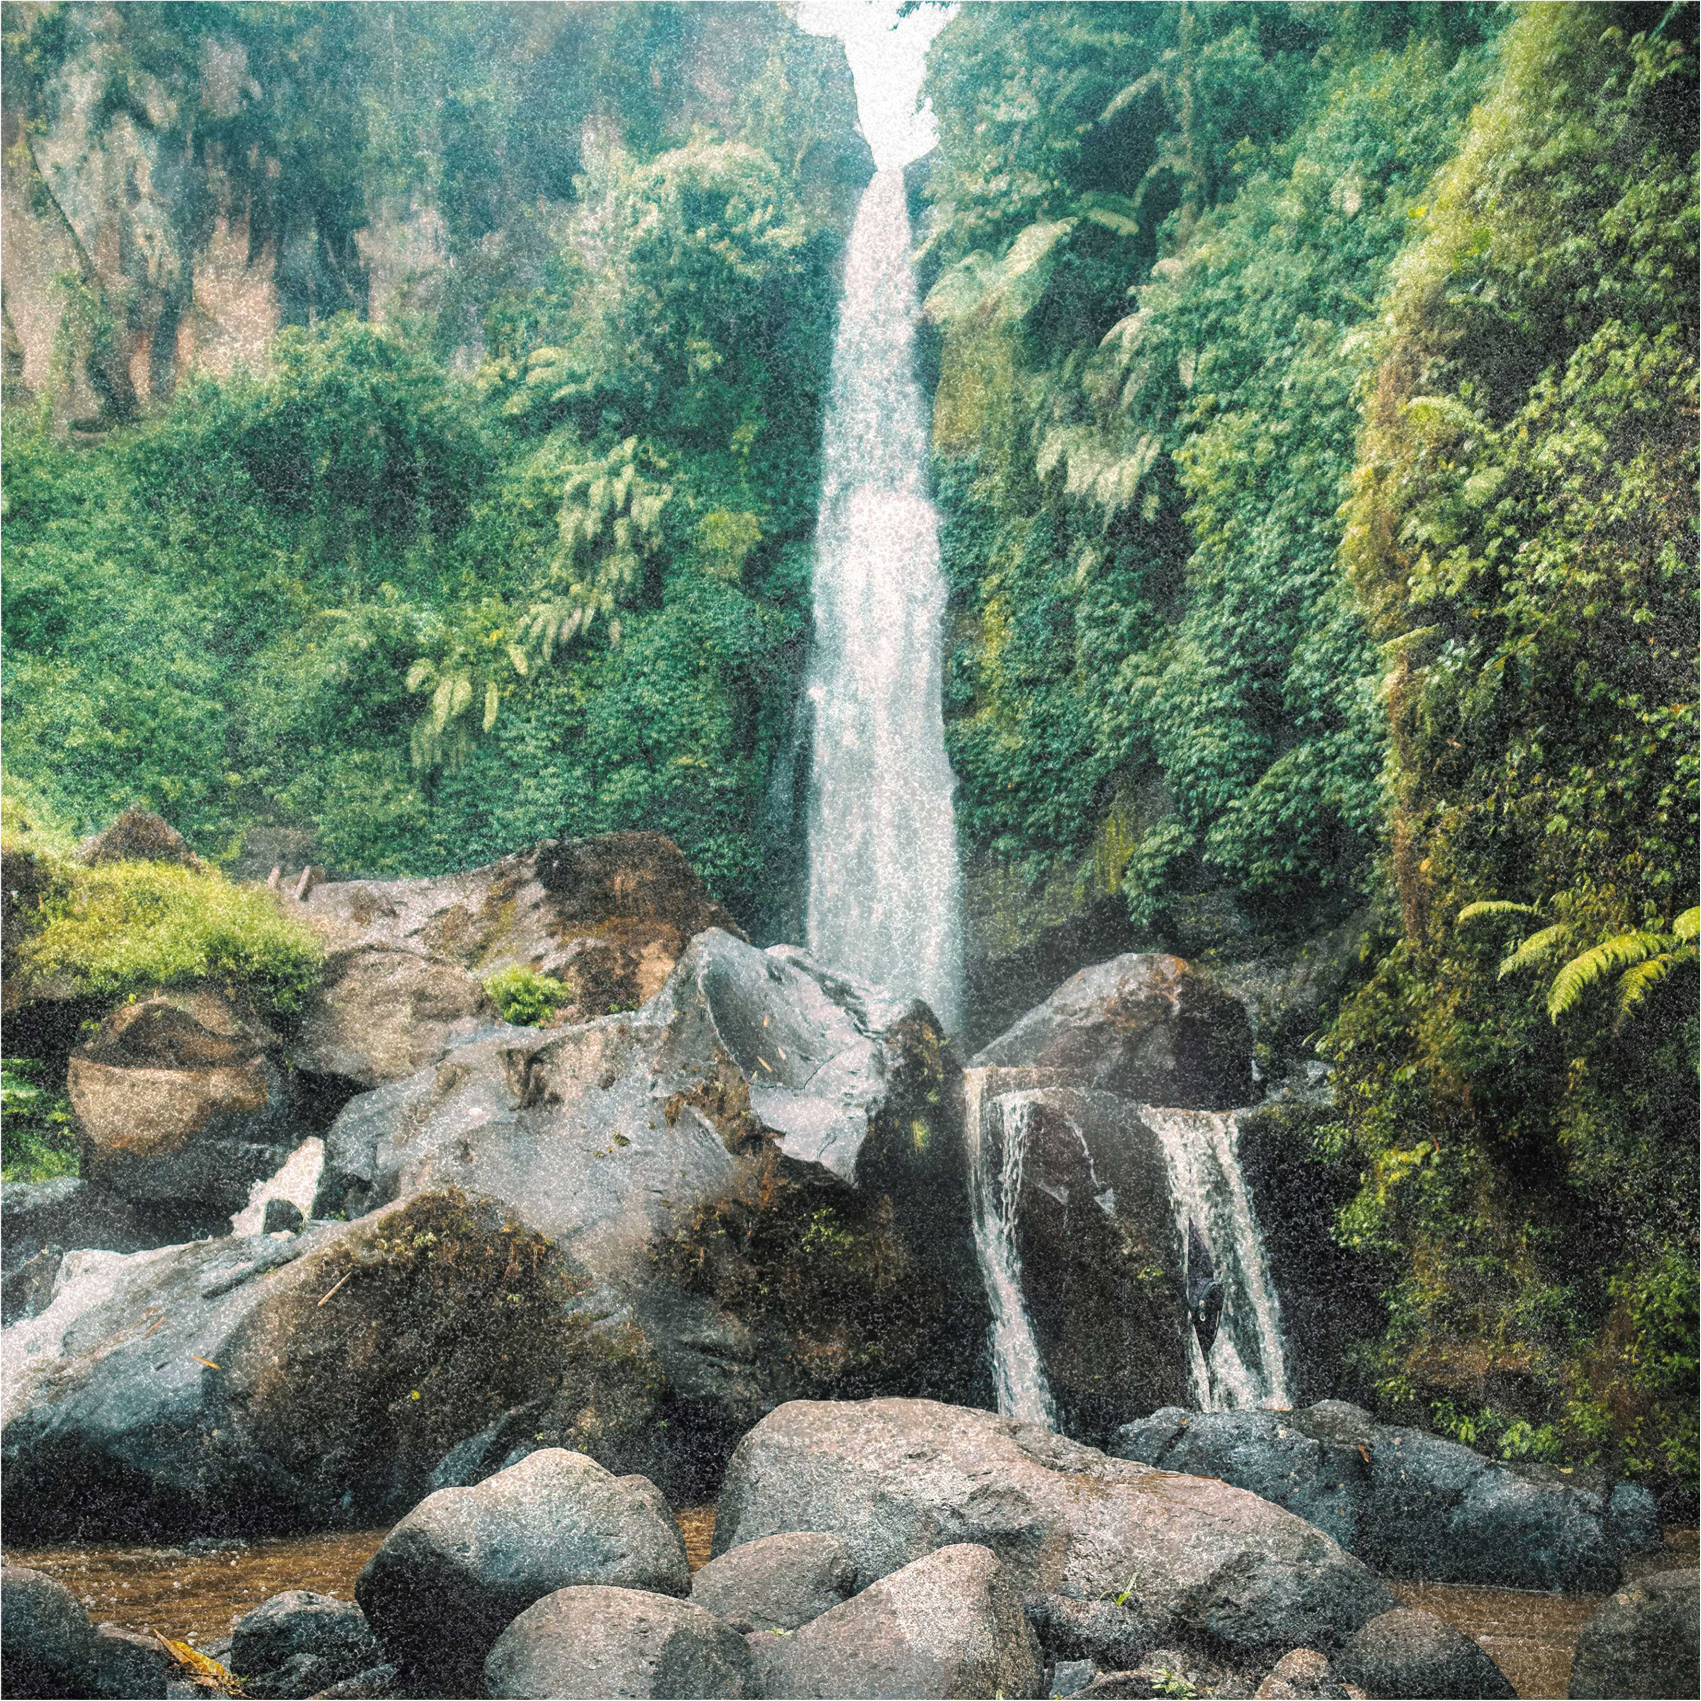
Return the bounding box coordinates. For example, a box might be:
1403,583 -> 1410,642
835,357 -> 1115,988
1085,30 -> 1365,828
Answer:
1496,923 -> 1575,979
1458,900 -> 1541,923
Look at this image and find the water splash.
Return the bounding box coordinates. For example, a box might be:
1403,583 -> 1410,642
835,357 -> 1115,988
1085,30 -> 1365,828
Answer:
806,167 -> 962,1031
963,1069 -> 1058,1426
1142,1106 -> 1293,1410
230,1137 -> 324,1236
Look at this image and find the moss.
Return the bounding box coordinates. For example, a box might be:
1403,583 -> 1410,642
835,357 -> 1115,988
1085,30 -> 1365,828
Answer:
0,1058 -> 77,1181
482,963 -> 574,1026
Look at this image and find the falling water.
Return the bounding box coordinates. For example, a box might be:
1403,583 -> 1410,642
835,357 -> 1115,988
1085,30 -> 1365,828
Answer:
1142,1106 -> 1294,1411
963,1069 -> 1058,1426
806,167 -> 962,1031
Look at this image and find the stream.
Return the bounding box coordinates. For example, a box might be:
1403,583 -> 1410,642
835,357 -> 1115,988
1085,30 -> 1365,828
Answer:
6,1519 -> 1691,1697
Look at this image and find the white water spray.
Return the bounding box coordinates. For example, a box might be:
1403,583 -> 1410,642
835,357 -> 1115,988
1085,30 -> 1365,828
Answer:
963,1069 -> 1058,1426
806,167 -> 962,1031
230,1138 -> 324,1237
1143,1106 -> 1293,1410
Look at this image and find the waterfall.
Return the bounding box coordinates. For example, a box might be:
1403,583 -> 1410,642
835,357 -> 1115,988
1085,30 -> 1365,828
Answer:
1142,1106 -> 1293,1411
963,1069 -> 1058,1426
805,167 -> 962,1032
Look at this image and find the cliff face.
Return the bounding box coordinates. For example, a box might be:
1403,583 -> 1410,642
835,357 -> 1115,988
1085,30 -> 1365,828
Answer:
1,2 -> 871,427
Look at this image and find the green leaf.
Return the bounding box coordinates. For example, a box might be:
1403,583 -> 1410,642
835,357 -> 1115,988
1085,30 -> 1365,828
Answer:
1548,931 -> 1667,1021
1459,900 -> 1541,923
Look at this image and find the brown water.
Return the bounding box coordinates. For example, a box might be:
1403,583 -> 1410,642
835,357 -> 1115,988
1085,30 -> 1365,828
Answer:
5,1518 -> 1694,1696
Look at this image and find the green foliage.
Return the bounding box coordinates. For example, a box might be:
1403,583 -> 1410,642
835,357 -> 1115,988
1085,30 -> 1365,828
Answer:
1,1060 -> 77,1183
17,862 -> 324,1017
482,964 -> 573,1028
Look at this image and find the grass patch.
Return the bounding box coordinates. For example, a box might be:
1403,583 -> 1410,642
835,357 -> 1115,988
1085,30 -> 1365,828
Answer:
1,1059 -> 78,1181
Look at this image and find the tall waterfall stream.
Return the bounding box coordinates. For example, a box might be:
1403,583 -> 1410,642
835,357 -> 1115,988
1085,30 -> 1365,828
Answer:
805,167 -> 962,1032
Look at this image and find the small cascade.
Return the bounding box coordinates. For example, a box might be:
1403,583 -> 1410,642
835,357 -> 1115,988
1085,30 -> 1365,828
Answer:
1142,1106 -> 1293,1411
805,166 -> 962,1030
963,1069 -> 1058,1426
230,1138 -> 324,1236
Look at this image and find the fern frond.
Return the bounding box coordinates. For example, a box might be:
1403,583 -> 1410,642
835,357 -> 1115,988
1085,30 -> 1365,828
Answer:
1548,931 -> 1668,1022
405,659 -> 435,693
1673,906 -> 1699,943
1615,947 -> 1697,1018
1459,900 -> 1541,924
1496,923 -> 1574,978
431,676 -> 456,733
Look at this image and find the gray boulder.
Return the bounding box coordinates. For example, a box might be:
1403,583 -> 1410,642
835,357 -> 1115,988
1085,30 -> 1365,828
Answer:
2,1193 -> 659,1541
1052,1658 -> 1100,1696
1,1565 -> 95,1698
713,1398 -> 1400,1662
1336,1608 -> 1513,1699
1112,1401 -> 1634,1591
970,954 -> 1254,1109
1568,1569 -> 1700,1700
3,1247 -> 66,1327
231,1591 -> 381,1684
485,1586 -> 756,1699
747,1543 -> 1043,1700
1,1177 -> 145,1273
87,1624 -> 174,1699
356,1448 -> 689,1693
690,1531 -> 856,1633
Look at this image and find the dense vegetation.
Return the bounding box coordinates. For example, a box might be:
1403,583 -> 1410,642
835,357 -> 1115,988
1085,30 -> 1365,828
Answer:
3,2 -> 1695,1496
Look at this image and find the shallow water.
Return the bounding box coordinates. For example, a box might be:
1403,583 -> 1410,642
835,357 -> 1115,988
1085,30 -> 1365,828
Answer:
5,1518 -> 1693,1696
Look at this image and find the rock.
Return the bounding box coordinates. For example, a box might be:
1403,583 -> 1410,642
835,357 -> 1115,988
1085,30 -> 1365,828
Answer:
1256,1648 -> 1349,1699
356,1447 -> 689,1693
1077,1650 -> 1207,1698
315,927 -> 983,1495
1052,1658 -> 1100,1697
1567,1569 -> 1700,1700
1,1565 -> 95,1699
77,808 -> 199,868
1336,1608 -> 1515,1700
87,1624 -> 174,1699
68,991 -> 295,1230
747,1543 -> 1043,1700
961,1073 -> 1196,1436
246,1653 -> 346,1700
1,1177 -> 146,1273
2,1247 -> 65,1326
690,1531 -> 856,1632
292,949 -> 499,1089
1022,1594 -> 1162,1672
970,954 -> 1255,1110
485,1586 -> 756,1699
304,1663 -> 399,1700
262,1198 -> 306,1235
1603,1482 -> 1664,1559
232,1592 -> 381,1684
713,1398 -> 1400,1663
2,1192 -> 661,1540
1111,1401 -> 1624,1590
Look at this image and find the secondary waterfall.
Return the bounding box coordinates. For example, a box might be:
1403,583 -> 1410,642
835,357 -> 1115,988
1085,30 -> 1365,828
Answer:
963,1069 -> 1058,1426
805,167 -> 963,1032
1143,1106 -> 1294,1411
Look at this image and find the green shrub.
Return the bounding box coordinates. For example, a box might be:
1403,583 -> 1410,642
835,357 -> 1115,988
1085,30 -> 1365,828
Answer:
483,964 -> 573,1027
16,861 -> 323,1016
1,1059 -> 77,1182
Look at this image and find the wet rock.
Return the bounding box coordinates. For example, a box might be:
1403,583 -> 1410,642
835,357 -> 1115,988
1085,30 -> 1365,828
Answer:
690,1531 -> 857,1633
3,1246 -> 65,1326
1052,1658 -> 1100,1697
2,1193 -> 659,1540
247,1653 -> 346,1699
305,1663 -> 399,1699
1,1565 -> 95,1699
69,991 -> 294,1226
232,1592 -> 381,1684
1335,1608 -> 1514,1700
1567,1569 -> 1700,1700
77,808 -> 199,868
87,1624 -> 173,1699
1256,1648 -> 1349,1699
713,1398 -> 1400,1663
485,1585 -> 756,1699
263,1198 -> 305,1235
1111,1401 -> 1625,1590
1,1177 -> 145,1273
971,953 -> 1255,1110
356,1448 -> 688,1693
747,1543 -> 1043,1700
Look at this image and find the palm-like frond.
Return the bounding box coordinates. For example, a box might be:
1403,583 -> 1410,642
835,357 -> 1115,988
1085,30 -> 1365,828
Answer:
1547,931 -> 1669,1021
1615,947 -> 1699,1017
1496,923 -> 1574,979
1458,900 -> 1541,923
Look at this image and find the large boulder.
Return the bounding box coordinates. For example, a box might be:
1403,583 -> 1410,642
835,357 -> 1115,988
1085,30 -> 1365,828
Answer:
1112,1402 -> 1647,1591
231,1591 -> 382,1686
68,991 -> 296,1235
291,833 -> 744,1088
315,929 -> 986,1490
485,1586 -> 756,1700
356,1448 -> 689,1694
712,1398 -> 1402,1663
1,1565 -> 95,1699
76,807 -> 200,869
1567,1569 -> 1700,1700
748,1542 -> 1044,1700
689,1531 -> 857,1633
2,1193 -> 662,1540
86,1624 -> 175,1699
1336,1607 -> 1514,1700
970,954 -> 1255,1110
1,1178 -> 145,1274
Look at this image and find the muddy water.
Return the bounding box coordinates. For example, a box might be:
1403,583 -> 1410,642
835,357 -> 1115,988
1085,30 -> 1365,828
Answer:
5,1518 -> 1694,1696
